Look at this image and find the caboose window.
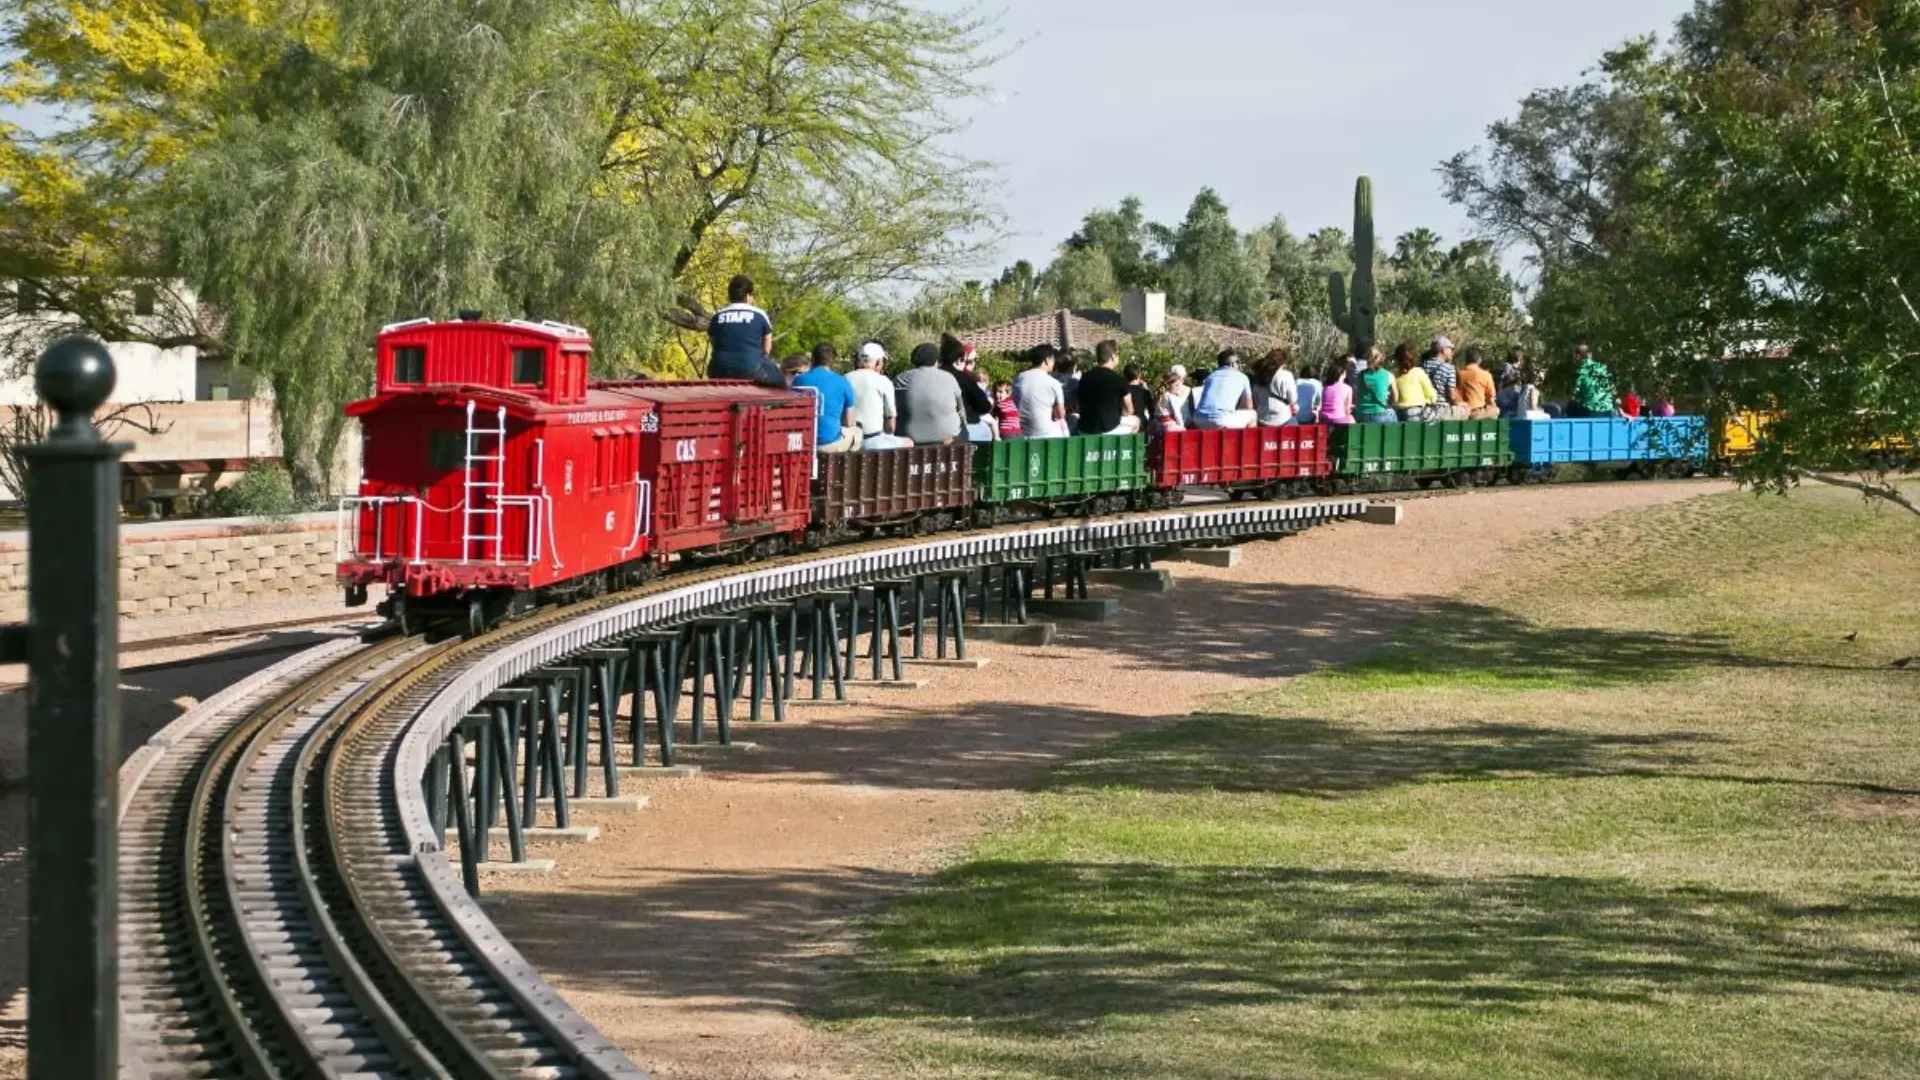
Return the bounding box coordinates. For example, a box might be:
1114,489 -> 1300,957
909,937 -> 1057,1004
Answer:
393,346 -> 426,385
511,347 -> 546,387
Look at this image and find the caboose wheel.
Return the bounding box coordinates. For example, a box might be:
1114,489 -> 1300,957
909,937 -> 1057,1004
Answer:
393,597 -> 419,637
466,597 -> 488,639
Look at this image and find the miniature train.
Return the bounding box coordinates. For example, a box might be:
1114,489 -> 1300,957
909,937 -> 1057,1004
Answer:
337,317 -> 1718,635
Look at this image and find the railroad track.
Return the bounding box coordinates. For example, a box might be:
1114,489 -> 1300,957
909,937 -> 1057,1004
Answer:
110,494 -> 1408,1078
119,610 -> 649,1078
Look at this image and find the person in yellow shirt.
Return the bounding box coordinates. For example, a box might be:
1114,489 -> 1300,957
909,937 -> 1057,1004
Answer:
1390,343 -> 1441,422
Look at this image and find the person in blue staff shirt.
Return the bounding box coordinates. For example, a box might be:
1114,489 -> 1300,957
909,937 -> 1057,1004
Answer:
706,274 -> 786,388
790,343 -> 861,453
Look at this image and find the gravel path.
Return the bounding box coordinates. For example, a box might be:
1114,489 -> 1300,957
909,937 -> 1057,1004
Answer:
483,481 -> 1731,1080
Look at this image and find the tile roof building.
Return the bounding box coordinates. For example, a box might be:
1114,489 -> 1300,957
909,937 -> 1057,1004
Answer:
957,292 -> 1280,356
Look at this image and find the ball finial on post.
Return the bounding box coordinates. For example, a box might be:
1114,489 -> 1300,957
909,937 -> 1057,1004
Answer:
34,336 -> 117,441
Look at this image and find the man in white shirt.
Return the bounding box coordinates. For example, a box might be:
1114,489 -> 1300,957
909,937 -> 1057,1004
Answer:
847,341 -> 909,449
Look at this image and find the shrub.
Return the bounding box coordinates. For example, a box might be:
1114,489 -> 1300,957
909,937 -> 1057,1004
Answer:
205,465 -> 303,520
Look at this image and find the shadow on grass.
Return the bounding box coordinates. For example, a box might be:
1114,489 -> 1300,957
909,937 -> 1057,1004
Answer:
818,861 -> 1920,1035
1318,600 -> 1851,693
1037,713 -> 1721,796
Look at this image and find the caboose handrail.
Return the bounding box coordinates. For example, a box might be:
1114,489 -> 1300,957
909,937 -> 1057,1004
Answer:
337,495 -> 407,564
492,495 -> 542,567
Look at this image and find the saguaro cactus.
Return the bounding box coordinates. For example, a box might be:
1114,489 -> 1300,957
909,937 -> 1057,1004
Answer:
1328,176 -> 1378,355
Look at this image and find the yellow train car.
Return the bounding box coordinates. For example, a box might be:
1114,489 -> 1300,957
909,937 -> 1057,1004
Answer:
1713,411 -> 1769,460
1714,410 -> 1912,464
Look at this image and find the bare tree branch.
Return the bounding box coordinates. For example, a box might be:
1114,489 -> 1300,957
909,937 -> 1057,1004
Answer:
1790,467 -> 1920,517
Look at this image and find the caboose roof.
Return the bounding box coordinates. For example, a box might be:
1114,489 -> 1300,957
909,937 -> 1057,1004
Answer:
380,316 -> 592,347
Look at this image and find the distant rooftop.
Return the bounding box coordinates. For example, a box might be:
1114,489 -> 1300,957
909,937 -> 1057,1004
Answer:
957,295 -> 1279,356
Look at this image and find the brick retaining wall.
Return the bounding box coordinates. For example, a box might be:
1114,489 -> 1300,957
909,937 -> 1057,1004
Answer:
0,511 -> 352,621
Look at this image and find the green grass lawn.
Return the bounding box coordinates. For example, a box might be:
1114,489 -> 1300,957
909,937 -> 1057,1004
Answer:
817,488 -> 1920,1079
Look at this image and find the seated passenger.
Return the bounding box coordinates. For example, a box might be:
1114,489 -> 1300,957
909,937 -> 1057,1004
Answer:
1566,345 -> 1618,419
705,274 -> 787,388
1192,349 -> 1258,430
1292,360 -> 1325,425
993,379 -> 1022,437
1422,337 -> 1469,420
1455,346 -> 1500,420
1252,348 -> 1298,426
1124,365 -> 1155,436
895,342 -> 965,446
1355,346 -> 1397,424
941,335 -> 998,442
1517,367 -> 1551,420
848,341 -> 911,450
1077,340 -> 1141,435
1496,363 -> 1522,418
1319,359 -> 1355,426
1156,366 -> 1193,432
1391,343 -> 1443,422
791,344 -> 862,453
1014,344 -> 1069,438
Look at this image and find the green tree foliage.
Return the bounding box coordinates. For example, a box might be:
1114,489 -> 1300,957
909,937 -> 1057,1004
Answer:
1067,196 -> 1161,292
165,0 -> 675,495
594,0 -> 1005,328
1162,188 -> 1267,328
1447,1 -> 1920,512
1038,244 -> 1118,310
909,186 -> 1521,367
0,0 -> 338,374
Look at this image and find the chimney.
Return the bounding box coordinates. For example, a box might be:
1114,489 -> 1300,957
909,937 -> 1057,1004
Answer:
1056,308 -> 1075,351
1121,292 -> 1166,335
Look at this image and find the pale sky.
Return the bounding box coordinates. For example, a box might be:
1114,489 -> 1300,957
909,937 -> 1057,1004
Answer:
944,0 -> 1696,277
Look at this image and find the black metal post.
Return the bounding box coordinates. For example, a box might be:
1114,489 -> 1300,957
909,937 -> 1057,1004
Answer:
22,337 -> 126,1080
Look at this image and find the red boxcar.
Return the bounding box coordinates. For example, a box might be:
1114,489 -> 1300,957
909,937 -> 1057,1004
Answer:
337,317 -> 814,632
1149,425 -> 1333,496
596,381 -> 814,557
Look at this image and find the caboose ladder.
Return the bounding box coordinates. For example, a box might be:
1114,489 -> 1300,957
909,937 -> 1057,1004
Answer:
462,400 -> 508,564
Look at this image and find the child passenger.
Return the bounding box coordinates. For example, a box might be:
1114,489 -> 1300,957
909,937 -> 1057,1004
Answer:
993,379 -> 1022,438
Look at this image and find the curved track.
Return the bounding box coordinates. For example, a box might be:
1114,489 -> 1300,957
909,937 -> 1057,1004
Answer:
119,496 -> 1381,1078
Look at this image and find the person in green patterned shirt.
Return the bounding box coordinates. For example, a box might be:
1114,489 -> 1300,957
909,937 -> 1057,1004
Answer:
1568,345 -> 1618,418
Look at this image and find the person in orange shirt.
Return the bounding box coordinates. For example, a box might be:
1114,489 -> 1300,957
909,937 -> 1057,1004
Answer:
1455,346 -> 1499,420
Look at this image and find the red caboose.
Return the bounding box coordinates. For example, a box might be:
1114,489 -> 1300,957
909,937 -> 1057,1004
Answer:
337,315 -> 814,633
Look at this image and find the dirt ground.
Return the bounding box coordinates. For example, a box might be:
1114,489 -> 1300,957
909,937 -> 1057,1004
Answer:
483,481 -> 1732,1080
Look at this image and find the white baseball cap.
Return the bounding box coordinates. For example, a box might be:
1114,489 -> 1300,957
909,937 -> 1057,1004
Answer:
858,342 -> 887,364
1168,364 -> 1188,380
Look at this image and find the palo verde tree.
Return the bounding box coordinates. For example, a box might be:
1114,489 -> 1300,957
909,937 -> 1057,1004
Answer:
1447,1 -> 1920,514
0,0 -> 338,373
164,0 -> 676,497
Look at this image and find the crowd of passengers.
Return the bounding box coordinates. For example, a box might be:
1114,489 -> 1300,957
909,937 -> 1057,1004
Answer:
705,273 -> 1669,454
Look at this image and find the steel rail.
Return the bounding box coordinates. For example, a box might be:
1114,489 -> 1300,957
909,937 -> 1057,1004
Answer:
289,643 -> 465,1080
217,636 -> 436,1080
164,637 -> 415,1079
